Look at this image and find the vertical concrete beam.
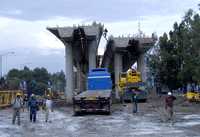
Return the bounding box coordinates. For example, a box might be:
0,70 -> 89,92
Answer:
89,40 -> 97,70
76,63 -> 85,93
76,64 -> 81,93
137,53 -> 146,82
114,53 -> 122,99
65,43 -> 73,104
104,58 -> 110,68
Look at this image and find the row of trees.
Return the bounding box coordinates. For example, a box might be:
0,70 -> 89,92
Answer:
149,6 -> 200,91
1,66 -> 65,95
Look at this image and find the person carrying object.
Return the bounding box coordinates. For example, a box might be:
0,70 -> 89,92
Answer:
11,93 -> 23,125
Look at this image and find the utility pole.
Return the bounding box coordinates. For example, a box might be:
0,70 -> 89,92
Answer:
138,22 -> 142,38
0,55 -> 2,78
0,51 -> 15,78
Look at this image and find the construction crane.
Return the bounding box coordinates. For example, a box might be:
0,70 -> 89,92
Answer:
118,68 -> 147,102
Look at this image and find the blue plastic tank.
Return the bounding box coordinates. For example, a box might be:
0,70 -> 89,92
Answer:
87,68 -> 112,90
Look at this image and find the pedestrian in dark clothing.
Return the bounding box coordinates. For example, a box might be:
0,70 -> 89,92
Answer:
28,94 -> 39,123
156,83 -> 161,96
11,93 -> 23,125
183,86 -> 187,94
165,92 -> 176,122
132,90 -> 138,113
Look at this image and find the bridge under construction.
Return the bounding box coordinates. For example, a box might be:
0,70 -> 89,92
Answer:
47,22 -> 156,103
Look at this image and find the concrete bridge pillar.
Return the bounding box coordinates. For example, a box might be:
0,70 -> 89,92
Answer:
47,24 -> 103,103
76,63 -> 85,93
137,53 -> 146,82
65,43 -> 74,104
104,60 -> 110,68
114,53 -> 122,99
89,40 -> 97,70
76,64 -> 81,93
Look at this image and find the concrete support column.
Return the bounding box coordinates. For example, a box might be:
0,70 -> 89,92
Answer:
137,53 -> 146,82
76,64 -> 81,93
76,64 -> 85,93
104,58 -> 110,69
65,43 -> 73,104
89,40 -> 97,70
114,53 -> 122,99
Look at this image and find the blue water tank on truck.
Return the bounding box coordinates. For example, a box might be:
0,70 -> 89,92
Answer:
73,68 -> 112,115
87,68 -> 112,90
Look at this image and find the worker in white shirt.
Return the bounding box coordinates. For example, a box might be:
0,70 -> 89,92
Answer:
44,95 -> 53,123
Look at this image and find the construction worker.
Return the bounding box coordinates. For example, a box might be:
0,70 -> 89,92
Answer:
23,94 -> 28,111
11,93 -> 23,125
156,82 -> 161,96
187,83 -> 191,92
132,90 -> 138,113
44,94 -> 53,122
28,94 -> 39,123
165,92 -> 176,122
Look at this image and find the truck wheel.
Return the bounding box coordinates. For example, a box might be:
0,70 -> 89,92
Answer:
106,102 -> 111,115
73,111 -> 79,116
73,109 -> 82,116
105,109 -> 111,115
73,105 -> 80,116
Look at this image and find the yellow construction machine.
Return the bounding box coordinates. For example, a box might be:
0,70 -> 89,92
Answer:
0,90 -> 23,107
118,72 -> 127,96
186,91 -> 200,102
126,69 -> 142,83
118,69 -> 147,102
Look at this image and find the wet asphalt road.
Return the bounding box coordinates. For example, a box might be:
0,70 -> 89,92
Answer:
0,104 -> 200,137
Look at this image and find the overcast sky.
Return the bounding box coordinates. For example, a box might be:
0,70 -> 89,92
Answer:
0,0 -> 199,74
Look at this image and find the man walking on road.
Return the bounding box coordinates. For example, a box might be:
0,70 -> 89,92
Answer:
132,90 -> 138,113
28,94 -> 39,123
44,95 -> 53,123
11,93 -> 23,125
165,92 -> 176,122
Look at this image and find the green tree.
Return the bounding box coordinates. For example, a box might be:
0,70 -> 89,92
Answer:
20,66 -> 33,81
7,69 -> 21,79
50,71 -> 65,92
7,77 -> 21,90
33,67 -> 50,84
149,7 -> 200,90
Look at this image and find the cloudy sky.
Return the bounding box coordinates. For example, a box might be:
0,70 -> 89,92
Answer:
0,0 -> 199,74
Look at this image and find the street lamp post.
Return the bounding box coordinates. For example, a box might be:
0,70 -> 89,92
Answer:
0,52 -> 15,78
0,55 -> 2,78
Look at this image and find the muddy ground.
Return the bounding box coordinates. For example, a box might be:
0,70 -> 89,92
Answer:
0,93 -> 200,137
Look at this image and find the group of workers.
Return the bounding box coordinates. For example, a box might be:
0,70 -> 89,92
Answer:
180,83 -> 200,93
11,93 -> 53,125
167,83 -> 200,94
12,91 -> 176,126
